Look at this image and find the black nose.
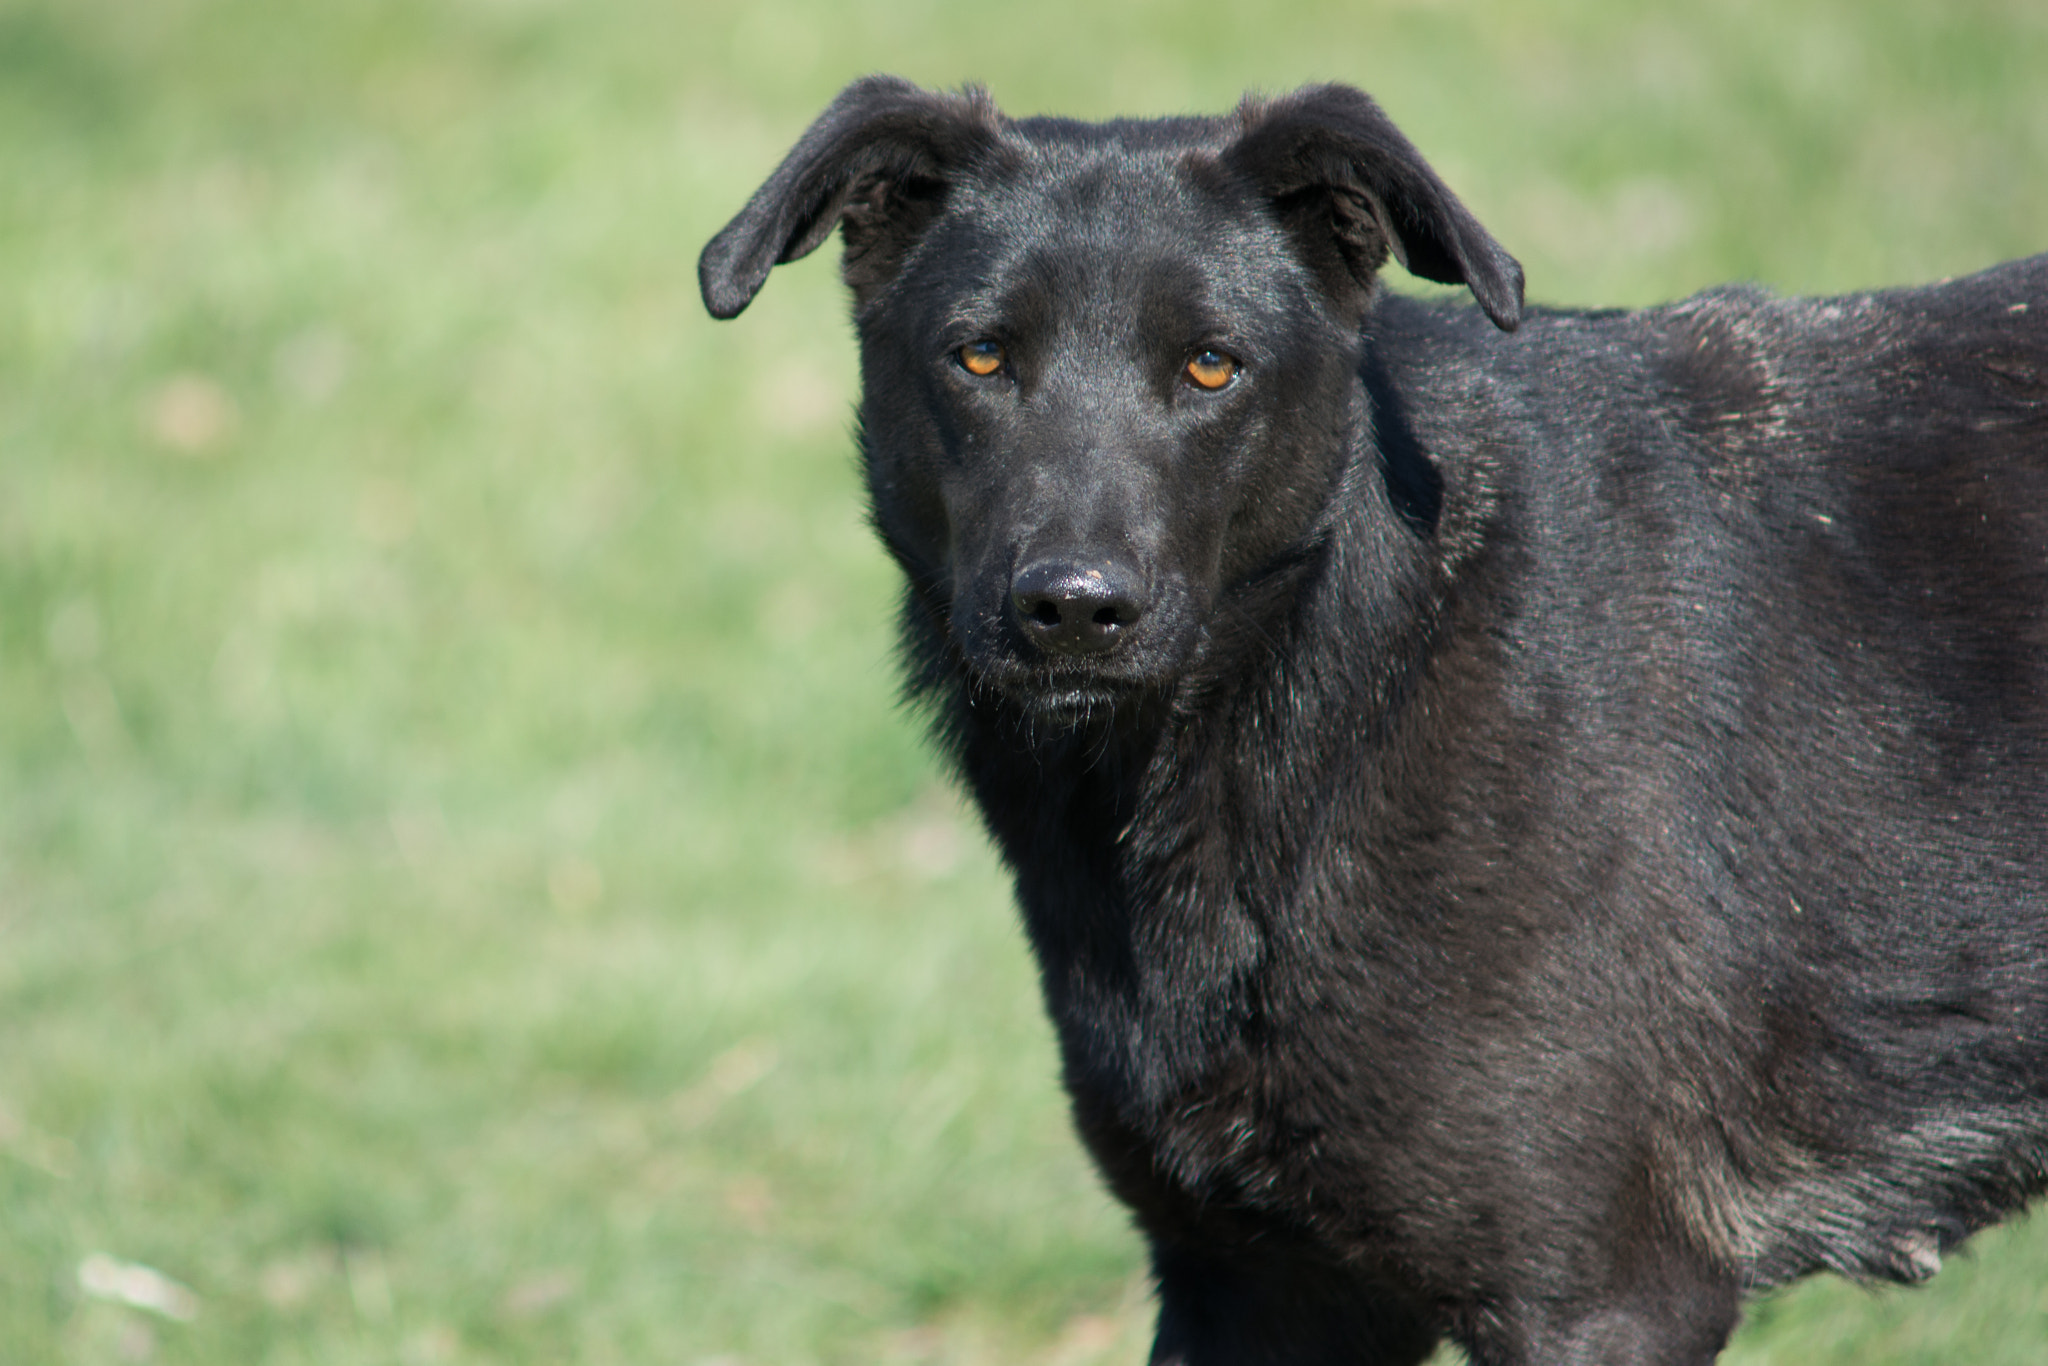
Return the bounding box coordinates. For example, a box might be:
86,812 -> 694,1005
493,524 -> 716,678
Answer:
1010,560 -> 1149,656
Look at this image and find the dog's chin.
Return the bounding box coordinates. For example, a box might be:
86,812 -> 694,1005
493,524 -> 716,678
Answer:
1014,682 -> 1129,724
969,660 -> 1147,726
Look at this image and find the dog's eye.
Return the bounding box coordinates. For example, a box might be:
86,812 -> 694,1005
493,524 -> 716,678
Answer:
1184,350 -> 1238,390
958,341 -> 1005,377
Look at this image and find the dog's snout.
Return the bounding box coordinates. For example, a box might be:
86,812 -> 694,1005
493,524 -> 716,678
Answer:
1010,560 -> 1149,655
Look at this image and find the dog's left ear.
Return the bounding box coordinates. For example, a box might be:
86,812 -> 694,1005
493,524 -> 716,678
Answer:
1224,85 -> 1524,331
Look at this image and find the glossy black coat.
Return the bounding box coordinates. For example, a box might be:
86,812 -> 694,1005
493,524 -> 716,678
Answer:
702,77 -> 2048,1364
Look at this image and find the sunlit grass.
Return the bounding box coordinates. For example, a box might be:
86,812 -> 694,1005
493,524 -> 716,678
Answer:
3,1 -> 2046,1361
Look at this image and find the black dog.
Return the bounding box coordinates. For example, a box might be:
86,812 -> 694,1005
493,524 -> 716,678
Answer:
700,77 -> 2048,1364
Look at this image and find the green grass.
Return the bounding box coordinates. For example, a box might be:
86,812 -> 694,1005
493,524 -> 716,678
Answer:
3,1 -> 2047,1361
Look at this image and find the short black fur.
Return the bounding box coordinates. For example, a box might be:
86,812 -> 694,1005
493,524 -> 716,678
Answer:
701,76 -> 2048,1364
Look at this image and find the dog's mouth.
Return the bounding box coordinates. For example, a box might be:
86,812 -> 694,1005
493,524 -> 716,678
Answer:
1018,680 -> 1129,720
967,658 -> 1146,723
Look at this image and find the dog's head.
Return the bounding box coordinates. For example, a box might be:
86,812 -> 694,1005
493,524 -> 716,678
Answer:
701,78 -> 1520,722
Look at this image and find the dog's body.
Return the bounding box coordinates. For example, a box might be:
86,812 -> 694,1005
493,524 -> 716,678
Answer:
701,78 -> 2048,1364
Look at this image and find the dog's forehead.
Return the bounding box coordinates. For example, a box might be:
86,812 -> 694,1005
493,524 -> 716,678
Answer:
963,135 -> 1250,248
932,136 -> 1286,318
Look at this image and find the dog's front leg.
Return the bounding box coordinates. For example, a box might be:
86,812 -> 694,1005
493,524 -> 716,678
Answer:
1147,1249 -> 1438,1366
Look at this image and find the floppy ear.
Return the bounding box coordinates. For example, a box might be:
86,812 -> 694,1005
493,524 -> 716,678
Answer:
699,76 -> 1002,319
1223,85 -> 1524,331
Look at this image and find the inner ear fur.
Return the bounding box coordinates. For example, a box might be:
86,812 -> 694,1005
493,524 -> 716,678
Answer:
837,170 -> 955,297
698,76 -> 1001,319
1225,85 -> 1524,331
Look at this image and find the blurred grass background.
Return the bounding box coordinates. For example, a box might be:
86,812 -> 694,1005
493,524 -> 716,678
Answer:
3,0 -> 2047,1361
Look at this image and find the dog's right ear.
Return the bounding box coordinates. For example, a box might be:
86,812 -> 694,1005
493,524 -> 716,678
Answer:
699,77 -> 1001,319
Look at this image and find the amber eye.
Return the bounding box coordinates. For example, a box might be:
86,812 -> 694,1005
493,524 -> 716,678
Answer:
958,340 -> 1005,376
1185,350 -> 1237,390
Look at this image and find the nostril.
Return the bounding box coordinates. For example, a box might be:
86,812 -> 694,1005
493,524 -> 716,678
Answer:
1009,559 -> 1150,656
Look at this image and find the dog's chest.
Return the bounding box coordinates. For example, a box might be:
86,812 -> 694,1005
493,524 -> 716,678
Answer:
972,696 -> 1428,1248
1061,1009 -> 1406,1263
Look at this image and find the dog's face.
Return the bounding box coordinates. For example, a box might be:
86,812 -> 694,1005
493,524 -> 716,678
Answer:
854,144 -> 1374,716
701,80 -> 1522,720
